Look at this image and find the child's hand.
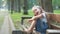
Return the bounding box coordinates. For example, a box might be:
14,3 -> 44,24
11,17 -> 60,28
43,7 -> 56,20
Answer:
28,19 -> 33,23
24,29 -> 32,34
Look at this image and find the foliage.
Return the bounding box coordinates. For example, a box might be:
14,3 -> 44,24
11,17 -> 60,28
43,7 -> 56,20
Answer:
52,0 -> 60,6
52,0 -> 60,9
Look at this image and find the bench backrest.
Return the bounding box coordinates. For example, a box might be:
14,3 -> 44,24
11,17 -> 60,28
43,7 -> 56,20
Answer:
46,13 -> 60,29
47,14 -> 60,23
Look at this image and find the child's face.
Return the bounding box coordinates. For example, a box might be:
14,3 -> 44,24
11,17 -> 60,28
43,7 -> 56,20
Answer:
33,9 -> 41,16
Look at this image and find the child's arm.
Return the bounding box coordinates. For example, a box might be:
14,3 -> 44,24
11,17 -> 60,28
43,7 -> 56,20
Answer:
31,14 -> 43,20
28,14 -> 43,23
25,20 -> 36,33
28,20 -> 36,31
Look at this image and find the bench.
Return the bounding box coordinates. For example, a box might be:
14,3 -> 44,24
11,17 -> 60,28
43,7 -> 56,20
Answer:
12,13 -> 60,34
20,14 -> 60,34
20,16 -> 41,34
21,16 -> 32,25
46,13 -> 60,34
46,14 -> 60,29
46,29 -> 60,34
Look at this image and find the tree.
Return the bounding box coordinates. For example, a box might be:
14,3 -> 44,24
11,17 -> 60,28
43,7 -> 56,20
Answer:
23,0 -> 28,15
7,0 -> 10,10
13,0 -> 18,12
11,0 -> 14,14
40,0 -> 53,13
18,0 -> 21,13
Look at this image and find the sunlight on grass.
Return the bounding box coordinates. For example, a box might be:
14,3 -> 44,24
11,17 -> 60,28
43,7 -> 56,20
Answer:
54,10 -> 60,14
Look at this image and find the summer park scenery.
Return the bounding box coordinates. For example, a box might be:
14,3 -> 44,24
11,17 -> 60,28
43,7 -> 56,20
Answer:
0,0 -> 60,34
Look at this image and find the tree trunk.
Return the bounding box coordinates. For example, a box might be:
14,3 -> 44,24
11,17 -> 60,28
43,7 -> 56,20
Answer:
7,0 -> 10,10
14,0 -> 18,12
11,0 -> 14,14
38,0 -> 44,9
44,0 -> 53,13
40,0 -> 53,13
18,0 -> 21,13
7,0 -> 11,11
23,0 -> 28,15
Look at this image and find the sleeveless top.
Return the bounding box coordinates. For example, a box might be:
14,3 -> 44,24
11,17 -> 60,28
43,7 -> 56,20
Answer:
35,13 -> 48,32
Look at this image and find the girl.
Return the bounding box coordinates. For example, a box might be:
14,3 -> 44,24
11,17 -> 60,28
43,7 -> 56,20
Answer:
25,6 -> 49,34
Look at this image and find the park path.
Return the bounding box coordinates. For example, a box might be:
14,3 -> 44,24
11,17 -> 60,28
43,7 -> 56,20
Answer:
0,10 -> 15,34
0,15 -> 10,34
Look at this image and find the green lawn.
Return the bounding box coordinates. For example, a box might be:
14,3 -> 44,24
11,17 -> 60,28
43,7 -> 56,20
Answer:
10,10 -> 60,29
54,10 -> 60,14
10,10 -> 33,29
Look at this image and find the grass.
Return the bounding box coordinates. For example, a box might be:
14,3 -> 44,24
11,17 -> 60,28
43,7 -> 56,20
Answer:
54,10 -> 60,14
10,10 -> 33,29
10,9 -> 60,29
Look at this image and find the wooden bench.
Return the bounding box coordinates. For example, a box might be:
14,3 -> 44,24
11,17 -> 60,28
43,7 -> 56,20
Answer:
46,13 -> 60,34
46,14 -> 60,29
12,13 -> 60,34
12,16 -> 40,34
20,14 -> 60,34
20,16 -> 41,34
21,16 -> 32,25
46,29 -> 60,34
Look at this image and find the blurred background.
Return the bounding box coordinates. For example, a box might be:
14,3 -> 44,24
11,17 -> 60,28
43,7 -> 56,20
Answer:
0,0 -> 60,34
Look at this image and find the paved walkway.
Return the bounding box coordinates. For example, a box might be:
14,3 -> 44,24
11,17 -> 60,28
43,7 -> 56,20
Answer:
0,16 -> 10,34
0,11 -> 15,34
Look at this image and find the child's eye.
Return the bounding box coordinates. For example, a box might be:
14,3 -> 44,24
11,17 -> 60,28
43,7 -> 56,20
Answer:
34,9 -> 37,12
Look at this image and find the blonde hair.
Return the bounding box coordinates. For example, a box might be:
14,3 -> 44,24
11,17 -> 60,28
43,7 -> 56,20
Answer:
32,5 -> 45,13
